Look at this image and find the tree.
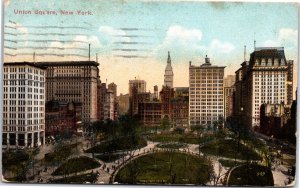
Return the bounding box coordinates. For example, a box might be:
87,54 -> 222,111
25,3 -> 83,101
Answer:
210,162 -> 226,185
161,116 -> 171,131
127,160 -> 141,184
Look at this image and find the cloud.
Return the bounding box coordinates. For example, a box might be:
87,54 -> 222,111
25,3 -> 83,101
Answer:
208,39 -> 235,55
263,40 -> 279,47
48,35 -> 101,52
154,25 -> 206,60
99,26 -> 125,36
263,28 -> 298,47
278,28 -> 297,45
99,26 -> 130,43
154,25 -> 235,63
164,25 -> 203,46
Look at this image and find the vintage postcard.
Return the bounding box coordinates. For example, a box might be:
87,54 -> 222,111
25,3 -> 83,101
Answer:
1,0 -> 298,186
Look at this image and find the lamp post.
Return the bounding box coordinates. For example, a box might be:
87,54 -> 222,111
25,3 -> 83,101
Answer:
235,107 -> 244,165
238,107 -> 244,152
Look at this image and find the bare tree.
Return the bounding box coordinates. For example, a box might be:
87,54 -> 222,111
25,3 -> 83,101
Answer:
210,162 -> 226,186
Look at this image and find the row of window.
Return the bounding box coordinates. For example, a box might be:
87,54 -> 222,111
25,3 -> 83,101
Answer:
3,113 -> 44,118
4,80 -> 45,87
2,125 -> 44,132
3,119 -> 45,125
4,67 -> 44,75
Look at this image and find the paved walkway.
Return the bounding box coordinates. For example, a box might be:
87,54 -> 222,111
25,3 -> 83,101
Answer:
27,136 -> 294,186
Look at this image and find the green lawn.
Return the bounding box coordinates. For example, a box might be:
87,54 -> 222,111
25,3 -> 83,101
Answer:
49,172 -> 99,184
227,164 -> 274,186
147,133 -> 214,145
201,139 -> 261,161
85,136 -> 147,154
115,152 -> 212,185
52,156 -> 100,176
45,143 -> 78,165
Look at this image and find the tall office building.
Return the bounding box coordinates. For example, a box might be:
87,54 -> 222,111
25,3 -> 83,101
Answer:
234,47 -> 293,128
164,51 -> 174,88
224,75 -> 235,120
99,83 -> 116,121
3,62 -> 46,148
108,82 -> 117,99
108,82 -> 118,119
118,94 -> 130,115
160,86 -> 174,119
129,79 -> 146,97
189,56 -> 225,127
38,61 -> 99,123
172,87 -> 189,127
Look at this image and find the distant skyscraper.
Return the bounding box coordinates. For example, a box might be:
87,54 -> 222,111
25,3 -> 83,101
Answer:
154,85 -> 158,100
108,82 -> 117,99
160,86 -> 174,119
100,83 -> 117,121
164,51 -> 174,88
129,79 -> 146,97
189,56 -> 225,127
172,87 -> 189,127
118,94 -> 129,115
108,82 -> 118,119
224,75 -> 235,87
224,75 -> 235,120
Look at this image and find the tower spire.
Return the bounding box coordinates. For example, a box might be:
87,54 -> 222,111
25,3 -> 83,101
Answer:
167,51 -> 171,64
164,51 -> 174,88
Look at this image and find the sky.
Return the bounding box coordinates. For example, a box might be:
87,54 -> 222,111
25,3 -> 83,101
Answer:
3,0 -> 298,96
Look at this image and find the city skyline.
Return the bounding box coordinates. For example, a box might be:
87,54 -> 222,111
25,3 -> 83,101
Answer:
4,0 -> 298,95
2,1 -> 298,185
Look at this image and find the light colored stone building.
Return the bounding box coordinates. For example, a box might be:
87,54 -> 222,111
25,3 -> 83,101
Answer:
235,47 -> 293,128
38,61 -> 100,123
3,62 -> 46,148
189,56 -> 225,128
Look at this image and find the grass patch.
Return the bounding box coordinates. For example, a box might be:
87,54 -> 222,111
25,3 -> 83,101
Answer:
49,172 -> 99,184
157,142 -> 187,149
227,164 -> 274,186
95,153 -> 125,163
218,159 -> 245,168
147,133 -> 214,145
52,156 -> 100,176
115,152 -> 212,185
45,143 -> 77,164
2,150 -> 29,168
201,139 -> 261,161
85,136 -> 147,153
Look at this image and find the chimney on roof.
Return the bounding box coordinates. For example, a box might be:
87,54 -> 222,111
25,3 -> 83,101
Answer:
205,55 -> 210,64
